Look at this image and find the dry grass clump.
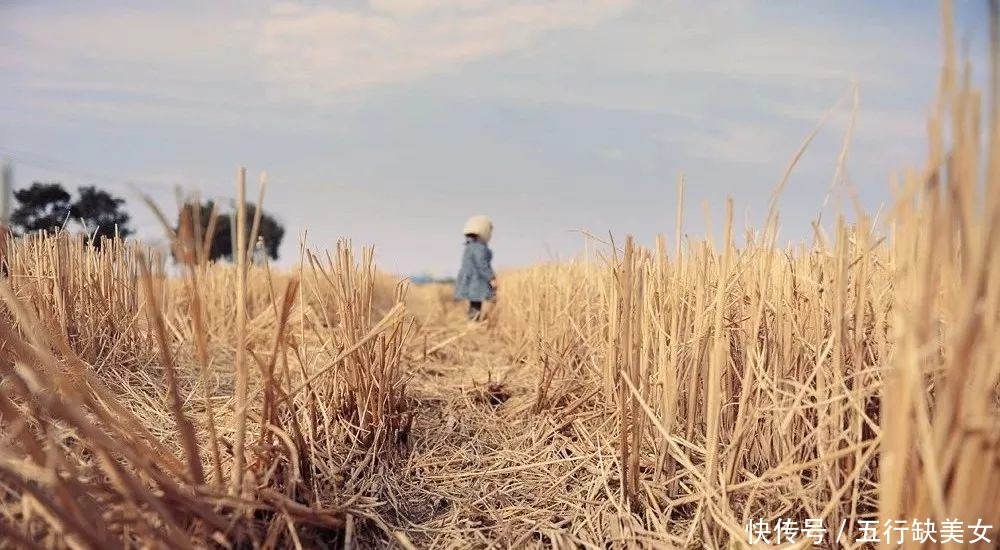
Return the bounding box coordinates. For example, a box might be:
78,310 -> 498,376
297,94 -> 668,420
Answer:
495,209 -> 896,544
2,233 -> 160,369
0,174 -> 414,547
497,261 -> 604,414
300,241 -> 414,464
880,2 -> 1000,533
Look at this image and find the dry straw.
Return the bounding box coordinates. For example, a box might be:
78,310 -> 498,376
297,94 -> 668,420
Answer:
0,171 -> 412,546
0,1 -> 997,547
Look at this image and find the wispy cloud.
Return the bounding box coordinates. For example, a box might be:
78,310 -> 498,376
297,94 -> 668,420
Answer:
3,0 -> 633,118
776,101 -> 927,142
662,122 -> 787,166
255,0 -> 631,101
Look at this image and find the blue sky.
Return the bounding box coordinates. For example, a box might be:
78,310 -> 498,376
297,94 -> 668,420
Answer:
0,1 -> 988,275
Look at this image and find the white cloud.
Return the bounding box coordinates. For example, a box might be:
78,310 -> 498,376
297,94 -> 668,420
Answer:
3,0 -> 633,114
666,122 -> 786,166
256,0 -> 632,101
369,0 -> 494,16
3,0 -> 941,129
780,103 -> 927,142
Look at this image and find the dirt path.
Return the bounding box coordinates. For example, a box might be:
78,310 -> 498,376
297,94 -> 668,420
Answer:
384,325 -> 534,546
344,306 -> 664,550
337,315 -> 544,548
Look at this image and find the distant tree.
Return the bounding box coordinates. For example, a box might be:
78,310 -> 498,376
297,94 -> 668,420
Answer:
71,185 -> 134,242
175,201 -> 226,261
9,182 -> 73,234
9,183 -> 134,245
175,200 -> 285,262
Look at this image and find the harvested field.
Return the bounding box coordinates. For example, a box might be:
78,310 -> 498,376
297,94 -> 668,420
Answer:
0,2 -> 998,549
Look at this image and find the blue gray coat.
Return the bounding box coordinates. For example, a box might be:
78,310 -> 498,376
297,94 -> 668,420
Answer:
455,239 -> 495,301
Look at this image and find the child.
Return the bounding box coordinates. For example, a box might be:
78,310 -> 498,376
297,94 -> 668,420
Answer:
455,215 -> 496,321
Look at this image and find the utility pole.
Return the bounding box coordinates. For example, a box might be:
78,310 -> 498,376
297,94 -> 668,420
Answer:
0,159 -> 11,271
0,158 -> 11,227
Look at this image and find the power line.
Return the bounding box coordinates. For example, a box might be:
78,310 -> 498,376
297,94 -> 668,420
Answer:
0,145 -> 190,192
0,145 -> 313,217
0,145 -> 249,216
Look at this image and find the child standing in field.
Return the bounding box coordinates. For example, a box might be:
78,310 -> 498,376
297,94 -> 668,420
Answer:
455,215 -> 497,321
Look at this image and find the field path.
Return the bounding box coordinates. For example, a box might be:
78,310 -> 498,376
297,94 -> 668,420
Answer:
355,311 -> 645,549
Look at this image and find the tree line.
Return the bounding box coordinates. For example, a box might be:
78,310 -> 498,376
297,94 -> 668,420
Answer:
8,182 -> 286,261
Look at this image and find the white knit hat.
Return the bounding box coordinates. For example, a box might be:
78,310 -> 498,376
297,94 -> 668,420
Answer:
462,215 -> 493,243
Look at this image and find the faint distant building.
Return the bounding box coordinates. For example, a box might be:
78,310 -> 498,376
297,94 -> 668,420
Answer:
409,273 -> 434,285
